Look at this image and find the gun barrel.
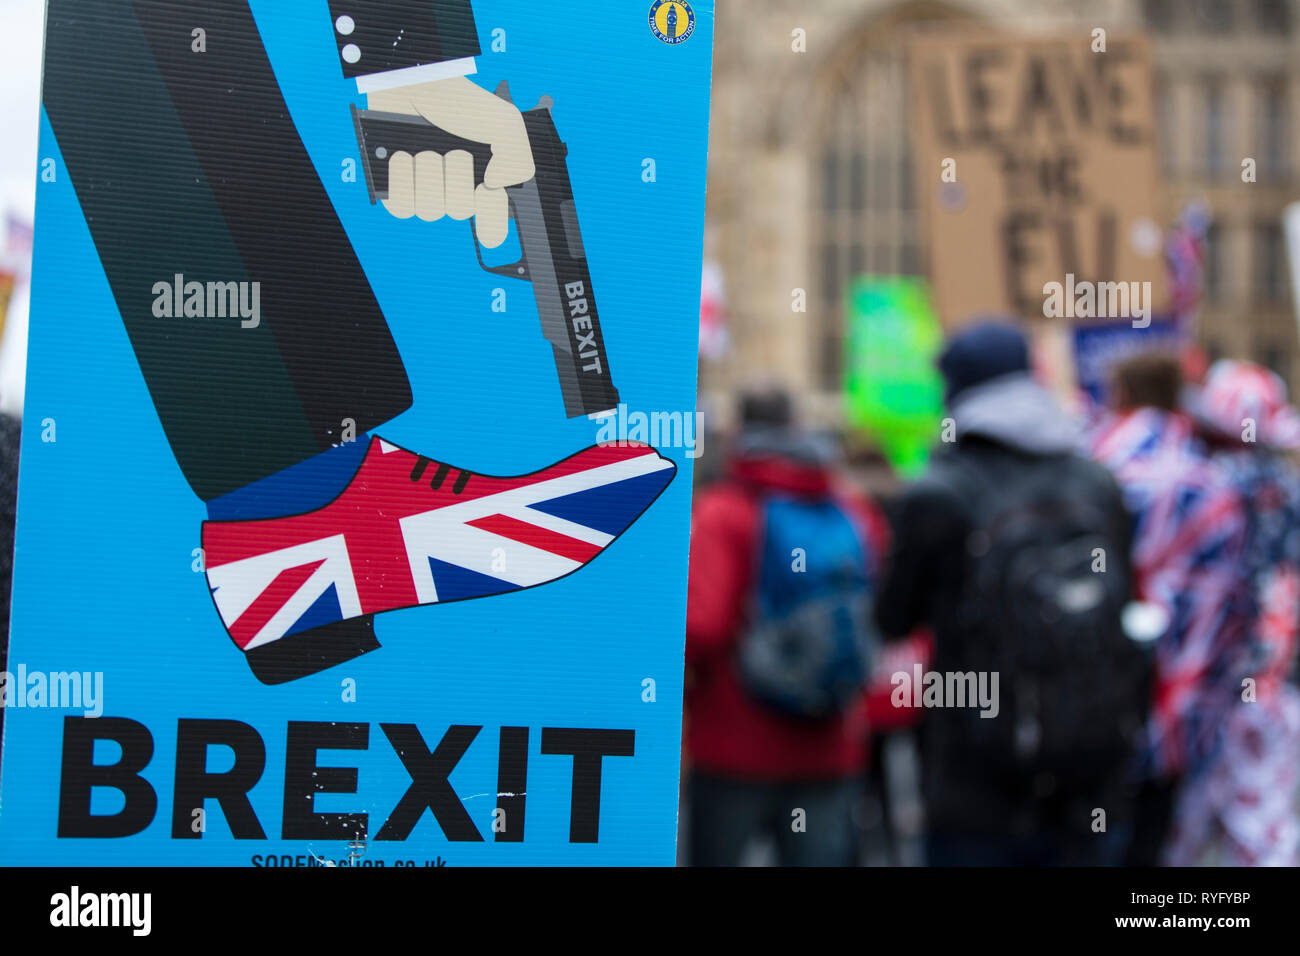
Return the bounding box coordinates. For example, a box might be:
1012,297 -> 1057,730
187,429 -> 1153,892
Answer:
515,107 -> 619,418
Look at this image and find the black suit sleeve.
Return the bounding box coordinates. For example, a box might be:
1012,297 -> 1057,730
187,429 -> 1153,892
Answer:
328,0 -> 481,77
42,1 -> 414,500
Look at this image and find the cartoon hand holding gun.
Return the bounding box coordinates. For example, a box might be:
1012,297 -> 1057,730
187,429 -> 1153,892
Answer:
353,69 -> 621,418
365,76 -> 533,248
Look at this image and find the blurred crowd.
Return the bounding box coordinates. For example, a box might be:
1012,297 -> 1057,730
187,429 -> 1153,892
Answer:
680,322 -> 1300,867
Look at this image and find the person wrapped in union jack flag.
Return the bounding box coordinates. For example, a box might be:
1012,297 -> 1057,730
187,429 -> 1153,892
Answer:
1164,359 -> 1300,865
41,0 -> 674,683
1088,351 -> 1252,865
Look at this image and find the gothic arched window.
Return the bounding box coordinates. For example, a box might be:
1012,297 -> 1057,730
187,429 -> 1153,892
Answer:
813,42 -> 919,390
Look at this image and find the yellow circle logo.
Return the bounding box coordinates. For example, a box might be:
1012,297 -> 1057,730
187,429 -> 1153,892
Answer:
649,1 -> 695,45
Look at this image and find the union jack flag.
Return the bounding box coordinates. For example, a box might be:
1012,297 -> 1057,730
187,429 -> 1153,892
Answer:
1090,408 -> 1249,778
1166,203 -> 1209,323
1164,364 -> 1300,863
202,438 -> 675,653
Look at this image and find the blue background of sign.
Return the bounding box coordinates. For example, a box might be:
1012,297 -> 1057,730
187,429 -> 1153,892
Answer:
0,1 -> 713,865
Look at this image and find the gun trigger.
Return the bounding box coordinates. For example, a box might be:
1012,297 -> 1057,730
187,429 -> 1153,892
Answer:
470,221 -> 530,281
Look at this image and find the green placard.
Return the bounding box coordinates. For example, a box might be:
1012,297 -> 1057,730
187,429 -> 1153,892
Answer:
844,276 -> 945,477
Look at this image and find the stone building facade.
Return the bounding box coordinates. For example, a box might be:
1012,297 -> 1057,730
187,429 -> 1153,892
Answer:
699,0 -> 1300,426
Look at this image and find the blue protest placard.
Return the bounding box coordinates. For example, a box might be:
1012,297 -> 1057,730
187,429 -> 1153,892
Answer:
0,0 -> 713,866
1072,315 -> 1186,405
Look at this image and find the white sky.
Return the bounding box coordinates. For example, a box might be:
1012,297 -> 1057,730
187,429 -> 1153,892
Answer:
0,0 -> 42,220
0,0 -> 44,413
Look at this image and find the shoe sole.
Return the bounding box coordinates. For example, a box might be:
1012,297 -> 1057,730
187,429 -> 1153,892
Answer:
244,614 -> 380,685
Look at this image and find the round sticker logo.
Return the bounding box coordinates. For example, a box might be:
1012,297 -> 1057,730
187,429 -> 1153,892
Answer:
649,1 -> 695,45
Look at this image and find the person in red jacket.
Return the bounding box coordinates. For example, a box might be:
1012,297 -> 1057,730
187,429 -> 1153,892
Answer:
683,389 -> 886,866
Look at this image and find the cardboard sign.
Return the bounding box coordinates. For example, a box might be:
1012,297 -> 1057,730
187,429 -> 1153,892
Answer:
0,0 -> 713,866
908,30 -> 1167,329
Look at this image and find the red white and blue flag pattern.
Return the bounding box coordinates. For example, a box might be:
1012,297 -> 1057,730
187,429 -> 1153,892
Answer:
1090,408 -> 1250,779
203,437 -> 675,652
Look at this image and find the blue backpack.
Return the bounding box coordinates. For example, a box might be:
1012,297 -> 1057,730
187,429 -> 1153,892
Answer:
736,495 -> 877,719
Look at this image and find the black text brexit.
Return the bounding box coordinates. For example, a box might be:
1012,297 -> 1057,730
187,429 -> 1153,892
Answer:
56,717 -> 635,843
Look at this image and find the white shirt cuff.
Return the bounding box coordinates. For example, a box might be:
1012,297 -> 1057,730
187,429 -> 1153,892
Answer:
354,57 -> 477,94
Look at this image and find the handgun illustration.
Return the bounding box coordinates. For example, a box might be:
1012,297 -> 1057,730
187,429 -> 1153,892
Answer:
352,84 -> 620,419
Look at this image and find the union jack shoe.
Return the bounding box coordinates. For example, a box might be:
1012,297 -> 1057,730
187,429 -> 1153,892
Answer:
202,436 -> 675,684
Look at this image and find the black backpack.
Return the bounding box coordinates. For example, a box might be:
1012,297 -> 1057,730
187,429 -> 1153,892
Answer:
931,449 -> 1149,780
